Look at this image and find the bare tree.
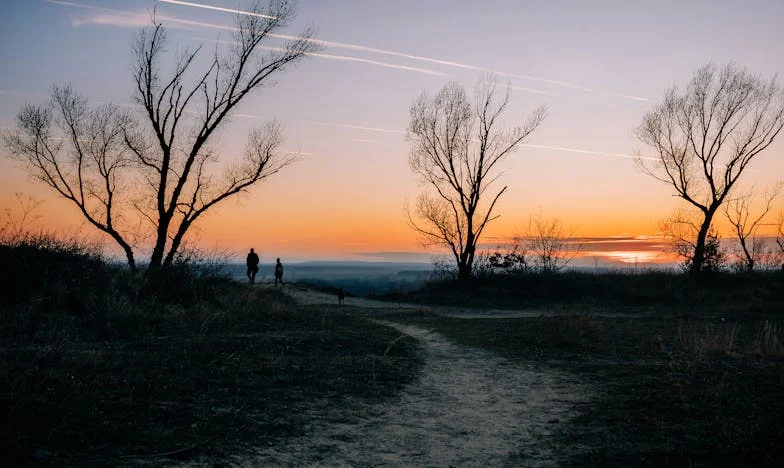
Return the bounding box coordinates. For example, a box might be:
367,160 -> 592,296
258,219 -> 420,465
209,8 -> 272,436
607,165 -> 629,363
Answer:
660,208 -> 726,273
518,214 -> 582,274
776,211 -> 784,271
636,62 -> 784,274
407,78 -> 546,280
1,193 -> 44,243
3,0 -> 318,273
4,88 -> 140,268
723,184 -> 782,271
659,208 -> 703,265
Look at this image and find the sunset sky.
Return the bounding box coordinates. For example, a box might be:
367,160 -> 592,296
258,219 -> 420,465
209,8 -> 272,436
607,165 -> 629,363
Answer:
1,0 -> 783,264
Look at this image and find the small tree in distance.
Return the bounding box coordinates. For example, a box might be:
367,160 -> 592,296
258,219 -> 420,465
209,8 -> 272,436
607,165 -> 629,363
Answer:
776,211 -> 784,271
636,62 -> 784,275
522,214 -> 582,274
406,78 -> 546,281
723,184 -> 782,271
3,0 -> 319,273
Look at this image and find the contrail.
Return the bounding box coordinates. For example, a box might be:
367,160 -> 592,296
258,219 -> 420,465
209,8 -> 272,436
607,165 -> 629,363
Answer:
183,35 -> 455,78
236,112 -> 658,161
237,112 -> 405,134
307,51 -> 453,77
294,119 -> 407,135
50,0 -> 563,96
54,2 -> 459,80
521,144 -> 658,161
509,85 -> 559,97
161,0 -> 649,101
160,0 -> 277,19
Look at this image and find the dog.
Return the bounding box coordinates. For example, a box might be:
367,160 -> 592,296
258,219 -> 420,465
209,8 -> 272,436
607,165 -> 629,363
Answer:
337,287 -> 345,305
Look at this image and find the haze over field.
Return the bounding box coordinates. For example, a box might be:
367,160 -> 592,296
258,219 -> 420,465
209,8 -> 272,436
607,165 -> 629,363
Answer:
1,0 -> 783,264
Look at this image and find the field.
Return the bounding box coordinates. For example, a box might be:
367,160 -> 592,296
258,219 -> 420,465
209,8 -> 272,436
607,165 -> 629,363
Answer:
0,240 -> 421,466
381,272 -> 784,466
3,235 -> 784,465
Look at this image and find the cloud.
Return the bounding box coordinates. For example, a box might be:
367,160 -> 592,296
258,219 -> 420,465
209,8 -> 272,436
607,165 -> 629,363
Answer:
70,12 -> 150,28
353,251 -> 433,263
47,0 -> 226,31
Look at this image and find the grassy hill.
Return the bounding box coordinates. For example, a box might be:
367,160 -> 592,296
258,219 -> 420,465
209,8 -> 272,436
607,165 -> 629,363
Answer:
0,235 -> 421,465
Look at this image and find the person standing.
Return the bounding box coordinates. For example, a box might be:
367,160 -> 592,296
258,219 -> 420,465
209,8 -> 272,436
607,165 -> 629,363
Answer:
246,248 -> 260,285
274,258 -> 285,287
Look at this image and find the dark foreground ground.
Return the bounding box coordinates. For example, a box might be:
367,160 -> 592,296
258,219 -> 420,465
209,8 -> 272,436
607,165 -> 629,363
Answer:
382,272 -> 784,466
3,236 -> 784,466
0,241 -> 421,466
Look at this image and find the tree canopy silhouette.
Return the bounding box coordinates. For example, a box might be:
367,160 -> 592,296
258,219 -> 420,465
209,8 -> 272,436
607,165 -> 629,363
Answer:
636,62 -> 784,274
3,0 -> 319,273
406,78 -> 546,280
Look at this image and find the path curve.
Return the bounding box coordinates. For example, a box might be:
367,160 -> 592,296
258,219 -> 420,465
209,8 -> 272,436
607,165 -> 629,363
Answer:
245,286 -> 592,466
284,284 -> 641,319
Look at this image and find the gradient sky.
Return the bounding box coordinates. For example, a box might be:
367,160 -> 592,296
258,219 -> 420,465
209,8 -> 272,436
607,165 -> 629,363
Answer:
1,0 -> 783,263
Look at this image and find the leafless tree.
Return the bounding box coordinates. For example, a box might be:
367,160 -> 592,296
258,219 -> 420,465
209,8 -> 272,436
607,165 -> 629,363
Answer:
1,193 -> 44,242
776,211 -> 784,271
4,87 -> 140,267
723,184 -> 782,271
659,208 -> 726,272
3,0 -> 318,273
659,208 -> 703,265
518,214 -> 582,274
636,62 -> 784,274
407,78 -> 546,280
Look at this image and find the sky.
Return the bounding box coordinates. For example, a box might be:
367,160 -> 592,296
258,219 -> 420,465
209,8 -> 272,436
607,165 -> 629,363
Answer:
1,0 -> 783,264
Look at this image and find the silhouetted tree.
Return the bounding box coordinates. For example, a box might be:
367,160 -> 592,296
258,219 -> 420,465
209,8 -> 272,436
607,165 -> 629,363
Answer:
776,211 -> 784,271
520,214 -> 582,274
660,208 -> 726,272
684,230 -> 725,273
636,62 -> 784,275
3,0 -> 318,273
723,184 -> 781,271
407,78 -> 546,280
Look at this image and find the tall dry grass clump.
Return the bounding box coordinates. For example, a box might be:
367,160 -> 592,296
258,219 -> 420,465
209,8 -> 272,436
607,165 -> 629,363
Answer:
755,320 -> 784,356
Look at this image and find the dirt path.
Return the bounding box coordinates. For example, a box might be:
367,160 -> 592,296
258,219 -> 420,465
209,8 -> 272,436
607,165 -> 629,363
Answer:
285,283 -> 641,319
245,286 -> 592,466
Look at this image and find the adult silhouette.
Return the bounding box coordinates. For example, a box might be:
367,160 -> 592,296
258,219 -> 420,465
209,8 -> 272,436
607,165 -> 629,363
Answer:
246,248 -> 259,285
274,258 -> 285,287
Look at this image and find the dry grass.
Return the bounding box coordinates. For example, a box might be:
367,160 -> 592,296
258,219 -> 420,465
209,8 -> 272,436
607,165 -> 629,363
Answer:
386,296 -> 784,466
0,239 -> 422,465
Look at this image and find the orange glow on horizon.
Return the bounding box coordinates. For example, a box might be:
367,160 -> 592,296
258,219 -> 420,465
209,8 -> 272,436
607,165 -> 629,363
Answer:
580,250 -> 677,264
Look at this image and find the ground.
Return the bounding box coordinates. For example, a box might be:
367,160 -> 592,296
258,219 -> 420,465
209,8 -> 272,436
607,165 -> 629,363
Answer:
239,286 -> 592,467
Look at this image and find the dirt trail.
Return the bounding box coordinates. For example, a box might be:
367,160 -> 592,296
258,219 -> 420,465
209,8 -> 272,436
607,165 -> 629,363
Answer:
245,286 -> 592,466
286,284 -> 640,319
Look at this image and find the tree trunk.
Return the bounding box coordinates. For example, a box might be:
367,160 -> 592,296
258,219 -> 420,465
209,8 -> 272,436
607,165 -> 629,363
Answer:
121,244 -> 137,273
147,222 -> 169,272
457,234 -> 476,281
691,210 -> 716,275
457,262 -> 472,281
